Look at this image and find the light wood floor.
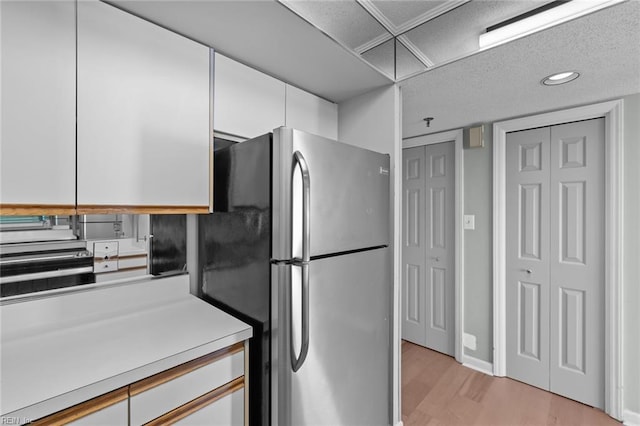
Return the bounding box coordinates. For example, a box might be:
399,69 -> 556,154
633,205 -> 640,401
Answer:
402,341 -> 619,426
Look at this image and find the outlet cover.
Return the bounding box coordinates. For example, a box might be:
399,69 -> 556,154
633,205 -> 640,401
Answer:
463,215 -> 475,230
463,333 -> 477,350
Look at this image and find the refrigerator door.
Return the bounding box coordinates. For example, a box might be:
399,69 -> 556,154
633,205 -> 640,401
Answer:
272,247 -> 391,426
272,127 -> 390,261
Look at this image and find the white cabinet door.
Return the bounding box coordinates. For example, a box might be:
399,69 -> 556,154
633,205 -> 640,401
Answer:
77,0 -> 210,213
0,0 -> 76,213
213,53 -> 285,139
285,85 -> 338,140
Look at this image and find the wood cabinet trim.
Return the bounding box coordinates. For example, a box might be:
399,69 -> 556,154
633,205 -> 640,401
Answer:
76,205 -> 210,214
144,376 -> 244,426
1,205 -> 211,215
0,204 -> 76,215
94,256 -> 120,262
30,387 -> 128,426
118,253 -> 148,260
130,342 -> 244,397
108,265 -> 147,273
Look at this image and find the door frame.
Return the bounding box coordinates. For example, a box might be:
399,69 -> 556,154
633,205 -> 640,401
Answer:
402,128 -> 464,362
492,100 -> 623,419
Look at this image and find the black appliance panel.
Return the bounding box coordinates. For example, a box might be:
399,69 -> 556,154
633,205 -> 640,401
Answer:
199,133 -> 272,426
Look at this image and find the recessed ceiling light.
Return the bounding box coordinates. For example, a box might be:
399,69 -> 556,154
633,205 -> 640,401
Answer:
541,71 -> 580,86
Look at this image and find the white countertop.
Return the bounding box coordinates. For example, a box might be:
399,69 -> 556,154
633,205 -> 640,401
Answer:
0,275 -> 252,421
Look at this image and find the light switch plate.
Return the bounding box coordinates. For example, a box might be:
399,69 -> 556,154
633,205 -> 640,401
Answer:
463,215 -> 475,230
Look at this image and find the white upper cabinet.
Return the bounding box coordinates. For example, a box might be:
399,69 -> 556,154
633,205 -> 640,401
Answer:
77,1 -> 211,213
0,1 -> 76,213
213,54 -> 338,141
213,53 -> 286,140
285,85 -> 338,140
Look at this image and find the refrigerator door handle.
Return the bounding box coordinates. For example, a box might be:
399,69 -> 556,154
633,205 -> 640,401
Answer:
294,150 -> 311,265
291,263 -> 309,372
291,151 -> 310,372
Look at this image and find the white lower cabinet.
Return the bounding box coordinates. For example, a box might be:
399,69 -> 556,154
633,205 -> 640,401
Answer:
130,347 -> 245,425
31,342 -> 247,426
175,388 -> 244,426
68,399 -> 128,426
31,388 -> 129,426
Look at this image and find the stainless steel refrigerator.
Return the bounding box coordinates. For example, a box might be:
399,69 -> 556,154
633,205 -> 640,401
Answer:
199,127 -> 391,426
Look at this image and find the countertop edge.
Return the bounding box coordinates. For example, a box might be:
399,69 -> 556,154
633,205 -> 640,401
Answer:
3,328 -> 252,422
1,275 -> 252,422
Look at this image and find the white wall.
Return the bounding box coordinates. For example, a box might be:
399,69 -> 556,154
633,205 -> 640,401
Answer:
338,84 -> 402,426
461,127 -> 494,362
409,93 -> 640,420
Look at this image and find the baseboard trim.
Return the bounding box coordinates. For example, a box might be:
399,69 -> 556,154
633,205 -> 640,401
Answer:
624,409 -> 640,425
462,354 -> 494,376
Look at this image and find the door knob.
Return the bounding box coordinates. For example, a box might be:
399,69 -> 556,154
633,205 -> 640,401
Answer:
431,257 -> 440,262
523,269 -> 532,274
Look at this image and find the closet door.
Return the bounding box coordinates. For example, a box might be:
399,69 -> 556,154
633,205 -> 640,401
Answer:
505,118 -> 605,409
401,142 -> 455,356
402,146 -> 427,346
549,118 -> 605,409
505,127 -> 551,390
424,142 -> 455,355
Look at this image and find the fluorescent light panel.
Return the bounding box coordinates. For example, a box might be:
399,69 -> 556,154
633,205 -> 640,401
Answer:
479,0 -> 625,49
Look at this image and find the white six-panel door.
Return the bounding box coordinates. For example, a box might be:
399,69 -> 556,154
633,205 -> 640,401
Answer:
505,126 -> 551,389
402,146 -> 427,345
506,118 -> 604,408
402,142 -> 455,355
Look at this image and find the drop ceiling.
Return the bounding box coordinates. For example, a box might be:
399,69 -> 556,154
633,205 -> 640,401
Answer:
401,0 -> 640,138
280,0 -> 554,80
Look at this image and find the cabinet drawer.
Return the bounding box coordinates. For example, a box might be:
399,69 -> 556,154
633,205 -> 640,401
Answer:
93,241 -> 119,259
31,387 -> 128,426
68,399 -> 128,426
93,260 -> 118,274
130,343 -> 244,425
175,387 -> 244,426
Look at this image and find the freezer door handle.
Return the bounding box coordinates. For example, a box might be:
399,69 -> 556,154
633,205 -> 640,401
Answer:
291,151 -> 310,372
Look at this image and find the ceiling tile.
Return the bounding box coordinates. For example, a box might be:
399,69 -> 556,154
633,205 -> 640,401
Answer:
396,38 -> 428,80
369,0 -> 448,32
280,0 -> 389,52
361,37 -> 395,79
